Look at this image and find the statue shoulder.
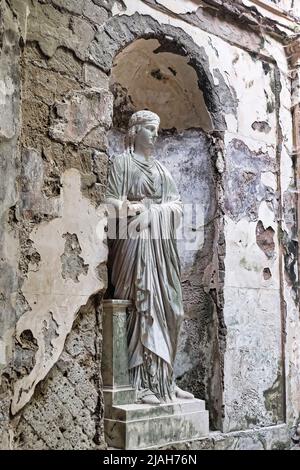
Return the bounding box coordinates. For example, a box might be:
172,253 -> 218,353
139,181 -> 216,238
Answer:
109,152 -> 131,169
155,160 -> 179,196
155,160 -> 174,180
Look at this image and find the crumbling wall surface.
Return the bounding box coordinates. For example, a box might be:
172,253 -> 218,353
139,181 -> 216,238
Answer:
210,47 -> 286,432
0,0 -> 113,449
0,0 -> 298,450
222,55 -> 283,428
0,0 -> 22,449
221,28 -> 299,432
14,303 -> 104,450
264,34 -> 300,431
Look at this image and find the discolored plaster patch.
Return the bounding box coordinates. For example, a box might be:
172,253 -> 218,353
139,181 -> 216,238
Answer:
263,267 -> 272,280
42,312 -> 59,360
256,220 -> 275,259
49,90 -> 113,145
252,121 -> 272,133
213,69 -> 238,118
282,189 -> 299,301
61,233 -> 89,283
15,329 -> 38,376
282,229 -> 298,289
224,139 -> 276,222
263,369 -> 284,423
110,82 -> 136,129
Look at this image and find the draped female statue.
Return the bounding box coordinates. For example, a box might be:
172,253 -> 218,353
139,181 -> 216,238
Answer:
106,110 -> 193,405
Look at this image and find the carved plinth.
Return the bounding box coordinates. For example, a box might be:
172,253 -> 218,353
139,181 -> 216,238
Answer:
102,299 -> 209,450
105,398 -> 209,450
102,299 -> 136,417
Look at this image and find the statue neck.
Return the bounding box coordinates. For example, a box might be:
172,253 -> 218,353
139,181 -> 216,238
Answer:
133,144 -> 154,162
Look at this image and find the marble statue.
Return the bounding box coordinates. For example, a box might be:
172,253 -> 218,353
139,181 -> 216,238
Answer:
106,110 -> 194,405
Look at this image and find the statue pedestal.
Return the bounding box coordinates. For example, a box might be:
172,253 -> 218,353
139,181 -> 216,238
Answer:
105,398 -> 209,449
102,299 -> 209,449
102,300 -> 137,416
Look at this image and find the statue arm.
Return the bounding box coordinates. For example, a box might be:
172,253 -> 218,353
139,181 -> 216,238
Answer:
105,156 -> 128,214
162,198 -> 183,214
106,197 -> 125,211
150,199 -> 182,229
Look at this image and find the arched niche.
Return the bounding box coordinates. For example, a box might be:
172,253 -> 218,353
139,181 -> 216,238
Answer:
110,38 -> 213,131
99,14 -> 225,430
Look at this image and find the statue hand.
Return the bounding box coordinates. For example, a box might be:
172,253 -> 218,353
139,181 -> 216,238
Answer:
127,201 -> 147,217
128,210 -> 150,235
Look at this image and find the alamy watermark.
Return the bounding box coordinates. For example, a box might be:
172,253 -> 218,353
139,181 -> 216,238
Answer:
98,202 -> 206,252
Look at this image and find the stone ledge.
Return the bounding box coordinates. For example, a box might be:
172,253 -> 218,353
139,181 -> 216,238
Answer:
112,398 -> 206,421
158,423 -> 291,450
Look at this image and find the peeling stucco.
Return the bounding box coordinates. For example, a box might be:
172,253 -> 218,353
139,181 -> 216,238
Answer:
0,0 -> 299,451
256,220 -> 276,259
60,233 -> 89,283
11,169 -> 107,415
224,139 -> 276,222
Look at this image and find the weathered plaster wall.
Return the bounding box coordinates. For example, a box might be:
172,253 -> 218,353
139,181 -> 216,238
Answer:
0,0 -> 299,450
11,168 -> 107,415
0,0 -> 114,449
0,0 -> 22,448
264,32 -> 300,431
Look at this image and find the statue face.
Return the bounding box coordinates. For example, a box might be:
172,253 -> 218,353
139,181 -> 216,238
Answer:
135,122 -> 159,150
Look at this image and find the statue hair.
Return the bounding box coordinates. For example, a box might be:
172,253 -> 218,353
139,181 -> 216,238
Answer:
125,124 -> 141,155
125,110 -> 160,155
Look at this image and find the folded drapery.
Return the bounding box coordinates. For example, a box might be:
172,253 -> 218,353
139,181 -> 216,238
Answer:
106,152 -> 184,401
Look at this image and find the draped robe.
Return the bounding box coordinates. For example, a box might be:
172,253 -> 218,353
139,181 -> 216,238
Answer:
106,152 -> 184,399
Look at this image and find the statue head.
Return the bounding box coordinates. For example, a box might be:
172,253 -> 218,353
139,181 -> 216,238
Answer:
126,110 -> 160,154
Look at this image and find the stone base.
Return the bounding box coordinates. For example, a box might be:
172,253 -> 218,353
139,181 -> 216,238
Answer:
158,423 -> 291,450
104,398 -> 209,449
103,386 -> 137,418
